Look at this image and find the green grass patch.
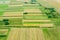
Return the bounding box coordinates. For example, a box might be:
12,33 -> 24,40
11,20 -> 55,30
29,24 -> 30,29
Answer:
0,11 -> 4,16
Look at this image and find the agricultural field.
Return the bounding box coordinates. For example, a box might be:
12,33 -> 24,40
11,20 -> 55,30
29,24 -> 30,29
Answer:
0,1 -> 60,40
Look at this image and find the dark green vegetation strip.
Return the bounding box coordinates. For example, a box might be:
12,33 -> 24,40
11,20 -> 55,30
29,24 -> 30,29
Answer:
24,22 -> 52,24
